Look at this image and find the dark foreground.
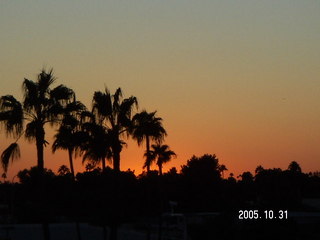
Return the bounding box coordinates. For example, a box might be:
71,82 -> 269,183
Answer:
1,157 -> 320,240
1,211 -> 320,240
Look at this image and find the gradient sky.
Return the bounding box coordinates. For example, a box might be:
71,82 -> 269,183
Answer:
1,0 -> 320,180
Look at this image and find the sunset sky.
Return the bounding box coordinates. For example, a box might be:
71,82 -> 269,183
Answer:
1,0 -> 320,180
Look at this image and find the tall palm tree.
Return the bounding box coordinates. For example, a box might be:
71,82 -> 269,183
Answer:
131,110 -> 167,173
52,101 -> 87,179
148,144 -> 176,176
91,87 -> 137,172
0,69 -> 75,172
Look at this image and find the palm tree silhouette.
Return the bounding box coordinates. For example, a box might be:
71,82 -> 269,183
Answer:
91,87 -> 137,172
52,101 -> 87,179
131,110 -> 166,173
148,143 -> 176,175
0,69 -> 75,172
81,118 -> 113,171
218,164 -> 228,179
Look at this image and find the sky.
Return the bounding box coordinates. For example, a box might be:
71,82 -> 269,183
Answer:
1,0 -> 320,180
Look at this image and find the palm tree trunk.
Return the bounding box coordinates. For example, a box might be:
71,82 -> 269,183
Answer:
158,163 -> 162,176
68,148 -> 75,180
36,141 -> 44,171
146,136 -> 150,173
36,126 -> 45,172
112,147 -> 120,172
112,137 -> 122,172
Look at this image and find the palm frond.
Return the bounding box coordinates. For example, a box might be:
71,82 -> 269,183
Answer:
0,95 -> 24,137
119,96 -> 138,127
161,150 -> 177,164
92,91 -> 112,120
37,68 -> 56,94
50,85 -> 75,103
45,102 -> 64,122
131,110 -> 166,145
113,87 -> 123,109
1,143 -> 20,172
25,120 -> 38,142
52,126 -> 72,152
65,101 -> 86,114
61,115 -> 78,128
22,79 -> 39,111
45,85 -> 76,123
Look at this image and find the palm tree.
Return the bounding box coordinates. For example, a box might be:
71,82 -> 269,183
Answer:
0,69 -> 75,173
131,110 -> 166,173
148,144 -> 176,176
81,119 -> 113,171
218,164 -> 228,178
91,87 -> 138,172
52,101 -> 87,179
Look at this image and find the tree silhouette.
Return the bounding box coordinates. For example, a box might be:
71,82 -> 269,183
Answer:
181,154 -> 221,181
218,164 -> 227,179
81,118 -> 112,171
239,171 -> 254,183
131,110 -> 166,173
227,173 -> 236,183
255,165 -> 264,174
52,101 -> 87,179
91,87 -> 137,171
0,69 -> 75,172
57,165 -> 71,176
180,154 -> 223,212
288,161 -> 301,173
148,143 -> 176,175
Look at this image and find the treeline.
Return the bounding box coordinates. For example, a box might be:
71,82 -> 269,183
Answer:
0,68 -> 174,178
0,154 -> 319,225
